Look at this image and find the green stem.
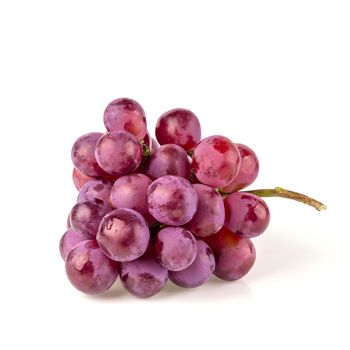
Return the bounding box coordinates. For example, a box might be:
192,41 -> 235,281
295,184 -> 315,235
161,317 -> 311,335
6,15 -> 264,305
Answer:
245,187 -> 327,211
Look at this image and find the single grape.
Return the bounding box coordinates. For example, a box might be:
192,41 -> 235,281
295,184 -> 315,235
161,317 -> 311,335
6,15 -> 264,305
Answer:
221,144 -> 259,193
185,184 -> 225,237
155,108 -> 201,151
77,179 -> 113,204
169,240 -> 215,288
120,251 -> 168,298
203,226 -> 256,281
147,175 -> 198,226
103,98 -> 147,140
65,240 -> 119,295
155,227 -> 197,271
224,192 -> 270,238
95,131 -> 142,176
59,228 -> 88,260
71,132 -> 106,177
109,174 -> 154,223
72,167 -> 94,191
145,144 -> 191,180
192,135 -> 241,188
97,208 -> 150,262
70,199 -> 111,238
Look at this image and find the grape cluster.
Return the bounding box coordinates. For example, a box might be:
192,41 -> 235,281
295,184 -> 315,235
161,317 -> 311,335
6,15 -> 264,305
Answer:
60,97 -> 269,298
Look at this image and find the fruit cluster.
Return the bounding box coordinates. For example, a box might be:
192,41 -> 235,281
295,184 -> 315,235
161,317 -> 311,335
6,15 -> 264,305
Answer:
60,98 -> 325,298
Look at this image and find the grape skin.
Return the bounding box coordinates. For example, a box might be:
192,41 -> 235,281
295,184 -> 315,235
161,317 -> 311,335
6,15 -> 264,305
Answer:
147,175 -> 198,226
103,98 -> 147,140
145,144 -> 191,180
203,227 -> 256,281
72,167 -> 94,191
185,184 -> 225,237
169,240 -> 215,288
97,208 -> 150,262
59,228 -> 88,260
192,135 -> 241,188
71,132 -> 106,177
224,192 -> 270,238
65,240 -> 119,295
120,251 -> 168,298
155,227 -> 197,271
221,143 -> 259,193
95,131 -> 142,176
109,173 -> 154,224
77,179 -> 113,205
155,108 -> 201,151
70,199 -> 111,238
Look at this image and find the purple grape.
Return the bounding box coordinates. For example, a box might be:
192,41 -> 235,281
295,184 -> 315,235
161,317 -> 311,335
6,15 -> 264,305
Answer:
145,144 -> 191,180
224,192 -> 270,238
70,199 -> 111,238
221,144 -> 259,193
103,98 -> 147,140
65,240 -> 119,295
155,108 -> 201,151
59,228 -> 88,260
120,251 -> 168,298
95,131 -> 142,176
77,179 -> 113,204
155,227 -> 197,271
96,208 -> 150,262
192,135 -> 241,188
203,227 -> 256,281
72,167 -> 94,191
147,175 -> 198,226
71,132 -> 106,177
185,184 -> 225,237
169,240 -> 215,288
109,174 -> 153,223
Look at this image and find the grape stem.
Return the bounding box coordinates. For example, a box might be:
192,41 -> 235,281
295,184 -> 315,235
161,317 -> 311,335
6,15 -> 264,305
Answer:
245,187 -> 327,211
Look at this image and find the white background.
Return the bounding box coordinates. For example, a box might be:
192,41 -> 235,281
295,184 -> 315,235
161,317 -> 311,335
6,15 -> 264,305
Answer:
0,1 -> 349,349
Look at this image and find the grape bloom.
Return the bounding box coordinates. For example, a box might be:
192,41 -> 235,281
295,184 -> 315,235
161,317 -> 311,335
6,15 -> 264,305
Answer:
60,97 -> 326,298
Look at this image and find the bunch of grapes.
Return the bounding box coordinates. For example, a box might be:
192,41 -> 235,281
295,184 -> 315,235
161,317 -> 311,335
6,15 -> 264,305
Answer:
60,98 -> 326,298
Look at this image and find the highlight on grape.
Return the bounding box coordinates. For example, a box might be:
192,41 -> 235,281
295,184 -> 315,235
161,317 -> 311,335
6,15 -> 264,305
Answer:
61,97 -> 326,298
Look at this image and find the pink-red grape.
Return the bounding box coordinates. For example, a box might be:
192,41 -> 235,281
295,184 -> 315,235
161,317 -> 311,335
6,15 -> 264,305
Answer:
65,240 -> 119,295
109,174 -> 153,223
145,144 -> 191,180
59,228 -> 88,260
97,208 -> 150,262
103,98 -> 147,140
221,144 -> 259,193
224,192 -> 270,238
71,132 -> 106,177
72,167 -> 94,191
155,227 -> 197,271
204,227 -> 256,281
120,251 -> 168,298
147,175 -> 198,226
169,240 -> 215,288
155,108 -> 201,151
95,131 -> 142,176
185,184 -> 225,237
78,179 -> 113,204
192,135 -> 241,188
70,199 -> 111,238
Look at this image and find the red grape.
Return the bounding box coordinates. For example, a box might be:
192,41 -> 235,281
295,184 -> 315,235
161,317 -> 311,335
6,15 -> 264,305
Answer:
203,227 -> 256,281
65,240 -> 119,295
97,208 -> 150,262
95,131 -> 142,176
155,108 -> 201,151
224,192 -> 270,238
103,98 -> 147,140
77,179 -> 113,204
221,143 -> 259,193
192,135 -> 241,188
72,167 -> 94,191
59,228 -> 88,260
